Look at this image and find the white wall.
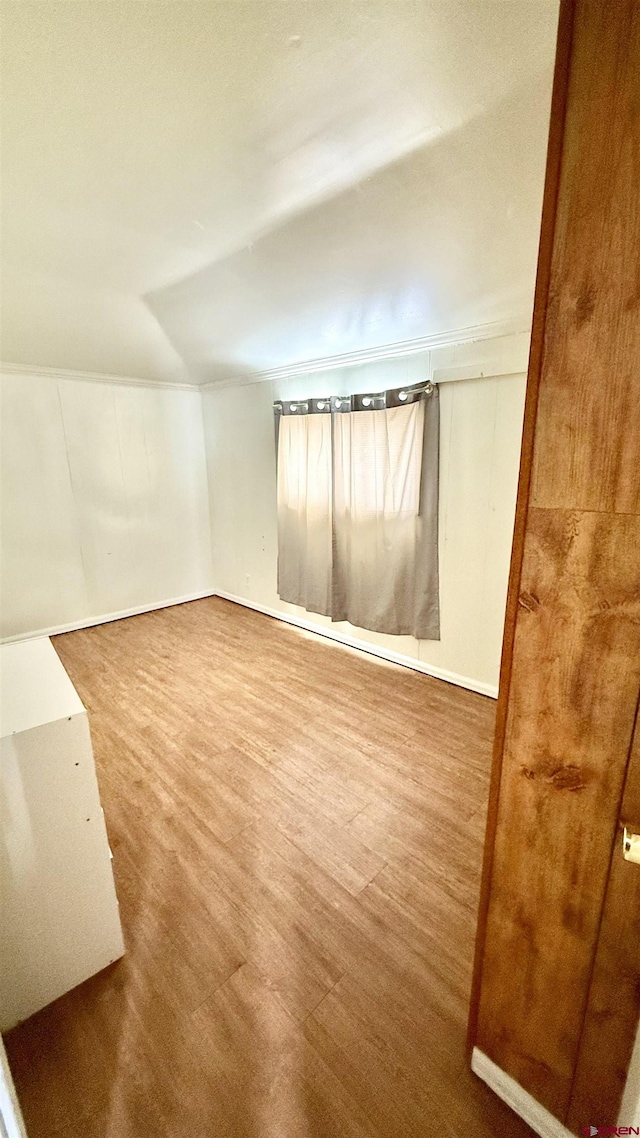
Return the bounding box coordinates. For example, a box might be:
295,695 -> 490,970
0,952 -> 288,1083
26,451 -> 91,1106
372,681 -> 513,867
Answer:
0,371 -> 213,640
202,334 -> 528,696
1,332 -> 527,693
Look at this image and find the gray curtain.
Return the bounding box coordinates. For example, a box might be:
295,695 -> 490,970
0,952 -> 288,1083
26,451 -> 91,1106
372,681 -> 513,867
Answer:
275,383 -> 440,640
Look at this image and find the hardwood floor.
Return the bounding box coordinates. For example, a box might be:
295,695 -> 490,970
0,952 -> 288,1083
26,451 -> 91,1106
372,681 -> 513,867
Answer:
4,598 -> 534,1138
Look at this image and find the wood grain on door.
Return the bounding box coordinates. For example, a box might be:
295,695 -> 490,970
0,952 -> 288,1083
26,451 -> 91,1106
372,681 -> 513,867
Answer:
567,714 -> 640,1129
470,0 -> 640,1126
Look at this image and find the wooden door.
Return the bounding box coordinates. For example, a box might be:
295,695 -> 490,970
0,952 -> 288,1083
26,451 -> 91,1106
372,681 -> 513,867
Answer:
567,712 -> 640,1129
468,0 -> 640,1128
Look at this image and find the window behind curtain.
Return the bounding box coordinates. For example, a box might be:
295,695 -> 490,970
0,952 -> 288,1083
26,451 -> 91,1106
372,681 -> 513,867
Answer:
275,385 -> 440,640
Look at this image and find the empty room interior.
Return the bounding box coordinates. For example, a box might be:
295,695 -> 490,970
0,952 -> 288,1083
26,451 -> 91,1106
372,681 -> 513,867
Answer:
1,3 -> 639,1137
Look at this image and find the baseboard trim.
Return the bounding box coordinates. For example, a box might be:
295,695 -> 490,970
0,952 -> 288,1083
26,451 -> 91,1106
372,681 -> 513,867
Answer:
2,591 -> 500,700
0,589 -> 216,644
471,1049 -> 573,1138
215,590 -> 498,698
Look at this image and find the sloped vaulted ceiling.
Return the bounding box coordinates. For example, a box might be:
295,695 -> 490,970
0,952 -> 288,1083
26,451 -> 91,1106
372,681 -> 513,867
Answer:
0,1 -> 559,386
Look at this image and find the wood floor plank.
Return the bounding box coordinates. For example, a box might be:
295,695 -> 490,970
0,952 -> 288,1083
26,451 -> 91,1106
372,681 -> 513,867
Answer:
274,806 -> 387,897
3,597 -> 535,1137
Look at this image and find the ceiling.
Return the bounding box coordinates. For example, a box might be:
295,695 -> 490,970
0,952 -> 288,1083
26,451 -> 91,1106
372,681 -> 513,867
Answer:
0,1 -> 559,386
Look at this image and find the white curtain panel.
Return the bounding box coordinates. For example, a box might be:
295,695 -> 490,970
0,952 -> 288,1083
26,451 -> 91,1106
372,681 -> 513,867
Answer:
276,409 -> 333,616
276,387 -> 440,640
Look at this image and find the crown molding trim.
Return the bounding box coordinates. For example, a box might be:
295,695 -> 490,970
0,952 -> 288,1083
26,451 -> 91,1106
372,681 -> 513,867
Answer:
1,316 -> 531,394
199,316 -> 531,391
0,361 -> 200,392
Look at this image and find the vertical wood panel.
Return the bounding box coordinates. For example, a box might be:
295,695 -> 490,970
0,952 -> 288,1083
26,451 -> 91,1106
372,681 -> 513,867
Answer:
467,0 -> 576,1055
476,508 -> 640,1115
471,0 -> 640,1126
566,717 -> 640,1129
530,0 -> 640,514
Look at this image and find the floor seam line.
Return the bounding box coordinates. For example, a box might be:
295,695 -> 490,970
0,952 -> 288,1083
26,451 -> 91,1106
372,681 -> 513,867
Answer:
303,969 -> 348,1023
